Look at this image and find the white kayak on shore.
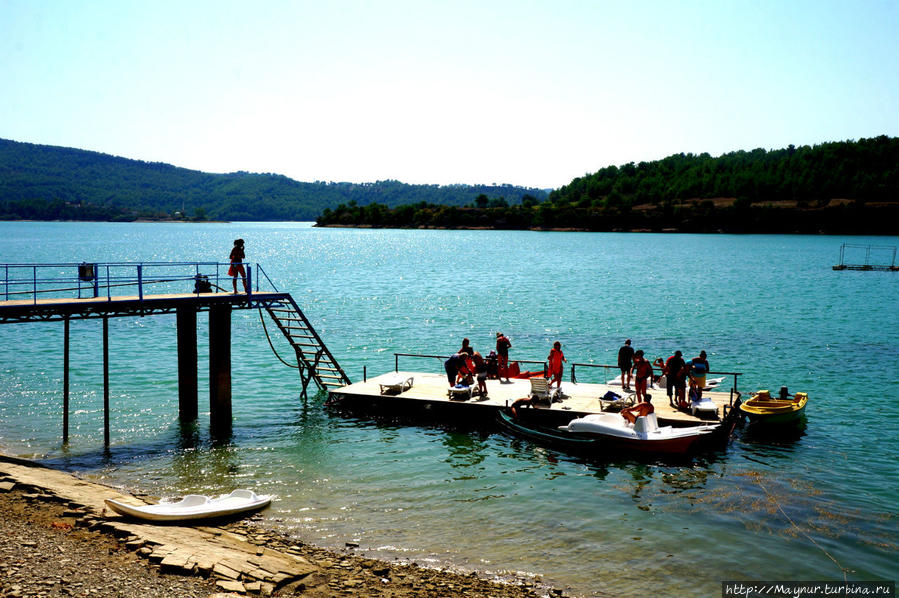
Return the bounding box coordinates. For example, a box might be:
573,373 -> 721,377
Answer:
105,489 -> 271,522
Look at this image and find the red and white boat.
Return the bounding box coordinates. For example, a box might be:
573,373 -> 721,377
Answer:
560,412 -> 718,454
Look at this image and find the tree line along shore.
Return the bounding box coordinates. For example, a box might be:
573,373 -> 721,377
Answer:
2,136 -> 897,233
316,136 -> 899,234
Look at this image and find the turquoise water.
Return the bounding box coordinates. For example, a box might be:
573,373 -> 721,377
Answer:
0,222 -> 896,596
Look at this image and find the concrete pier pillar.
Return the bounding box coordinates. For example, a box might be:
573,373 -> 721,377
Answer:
63,317 -> 70,444
103,316 -> 110,447
209,305 -> 232,434
176,306 -> 198,421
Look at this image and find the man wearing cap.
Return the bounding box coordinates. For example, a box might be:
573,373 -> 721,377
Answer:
617,339 -> 635,390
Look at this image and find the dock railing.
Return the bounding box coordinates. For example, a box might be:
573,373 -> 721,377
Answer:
394,352 -> 547,375
1,261 -> 279,304
833,243 -> 899,271
570,362 -> 742,405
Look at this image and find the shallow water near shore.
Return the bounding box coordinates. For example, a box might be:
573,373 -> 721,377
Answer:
0,222 -> 897,596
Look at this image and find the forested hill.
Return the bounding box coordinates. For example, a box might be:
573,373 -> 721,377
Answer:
550,136 -> 898,206
0,139 -> 548,221
317,137 -> 899,234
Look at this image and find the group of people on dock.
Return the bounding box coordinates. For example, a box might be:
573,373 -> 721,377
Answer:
443,333 -> 517,398
618,339 -> 710,409
444,334 -> 711,413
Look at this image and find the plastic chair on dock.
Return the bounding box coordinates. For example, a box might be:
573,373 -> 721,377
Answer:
598,390 -> 635,411
447,384 -> 473,401
379,376 -> 414,396
529,378 -> 559,406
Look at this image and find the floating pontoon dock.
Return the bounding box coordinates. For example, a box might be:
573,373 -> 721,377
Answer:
833,243 -> 899,271
328,361 -> 740,428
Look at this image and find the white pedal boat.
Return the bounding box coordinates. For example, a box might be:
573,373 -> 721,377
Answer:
561,412 -> 718,454
105,489 -> 271,522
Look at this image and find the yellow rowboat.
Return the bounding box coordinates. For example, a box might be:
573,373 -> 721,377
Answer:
739,389 -> 808,425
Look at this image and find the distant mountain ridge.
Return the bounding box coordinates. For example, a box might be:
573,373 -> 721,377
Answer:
0,138 -> 549,221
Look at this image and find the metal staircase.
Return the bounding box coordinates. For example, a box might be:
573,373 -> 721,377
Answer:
263,295 -> 351,398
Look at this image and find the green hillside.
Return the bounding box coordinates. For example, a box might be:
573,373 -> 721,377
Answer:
317,137 -> 899,234
0,139 -> 548,221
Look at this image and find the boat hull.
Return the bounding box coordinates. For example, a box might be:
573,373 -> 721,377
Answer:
739,393 -> 808,425
497,411 -> 721,456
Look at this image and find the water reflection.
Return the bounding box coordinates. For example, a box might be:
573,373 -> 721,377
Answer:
169,442 -> 241,492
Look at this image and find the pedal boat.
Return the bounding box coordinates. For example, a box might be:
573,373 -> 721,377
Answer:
560,412 -> 719,454
739,390 -> 808,425
105,489 -> 271,523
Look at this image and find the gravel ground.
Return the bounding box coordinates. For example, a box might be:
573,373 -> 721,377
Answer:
0,483 -> 552,598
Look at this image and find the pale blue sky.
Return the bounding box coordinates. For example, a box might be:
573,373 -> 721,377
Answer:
2,0 -> 897,189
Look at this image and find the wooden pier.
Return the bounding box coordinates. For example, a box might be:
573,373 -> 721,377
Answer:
328,370 -> 735,428
0,262 -> 350,445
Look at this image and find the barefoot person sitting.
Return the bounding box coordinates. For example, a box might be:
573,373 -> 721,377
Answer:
620,398 -> 654,425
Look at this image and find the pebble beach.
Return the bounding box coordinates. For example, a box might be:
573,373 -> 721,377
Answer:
0,457 -> 549,598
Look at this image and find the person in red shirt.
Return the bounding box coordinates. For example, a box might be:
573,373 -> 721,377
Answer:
547,341 -> 566,390
630,350 -> 654,403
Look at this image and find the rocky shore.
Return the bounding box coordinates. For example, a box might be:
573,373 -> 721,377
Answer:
0,458 -> 551,598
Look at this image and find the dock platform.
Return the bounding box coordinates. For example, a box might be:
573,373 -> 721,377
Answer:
328,371 -> 733,427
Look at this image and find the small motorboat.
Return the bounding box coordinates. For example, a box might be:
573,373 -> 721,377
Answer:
105,489 -> 271,523
560,412 -> 719,455
739,389 -> 808,425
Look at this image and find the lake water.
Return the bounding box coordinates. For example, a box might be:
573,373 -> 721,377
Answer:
0,222 -> 896,596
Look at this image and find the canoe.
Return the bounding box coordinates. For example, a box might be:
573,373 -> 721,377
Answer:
739,390 -> 808,425
105,489 -> 271,522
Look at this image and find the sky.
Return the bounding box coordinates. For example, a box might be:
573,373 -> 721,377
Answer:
2,0 -> 897,189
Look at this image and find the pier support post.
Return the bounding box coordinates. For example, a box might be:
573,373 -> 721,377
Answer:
209,305 -> 232,435
63,317 -> 69,444
103,316 -> 110,447
176,306 -> 198,421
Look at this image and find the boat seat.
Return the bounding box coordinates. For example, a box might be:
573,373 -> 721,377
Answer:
633,413 -> 660,435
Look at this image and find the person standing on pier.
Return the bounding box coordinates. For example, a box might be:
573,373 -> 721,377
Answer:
459,338 -> 474,356
664,350 -> 686,407
496,332 -> 512,382
228,238 -> 247,294
618,339 -> 635,390
547,341 -> 567,391
687,350 -> 709,402
631,350 -> 653,403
